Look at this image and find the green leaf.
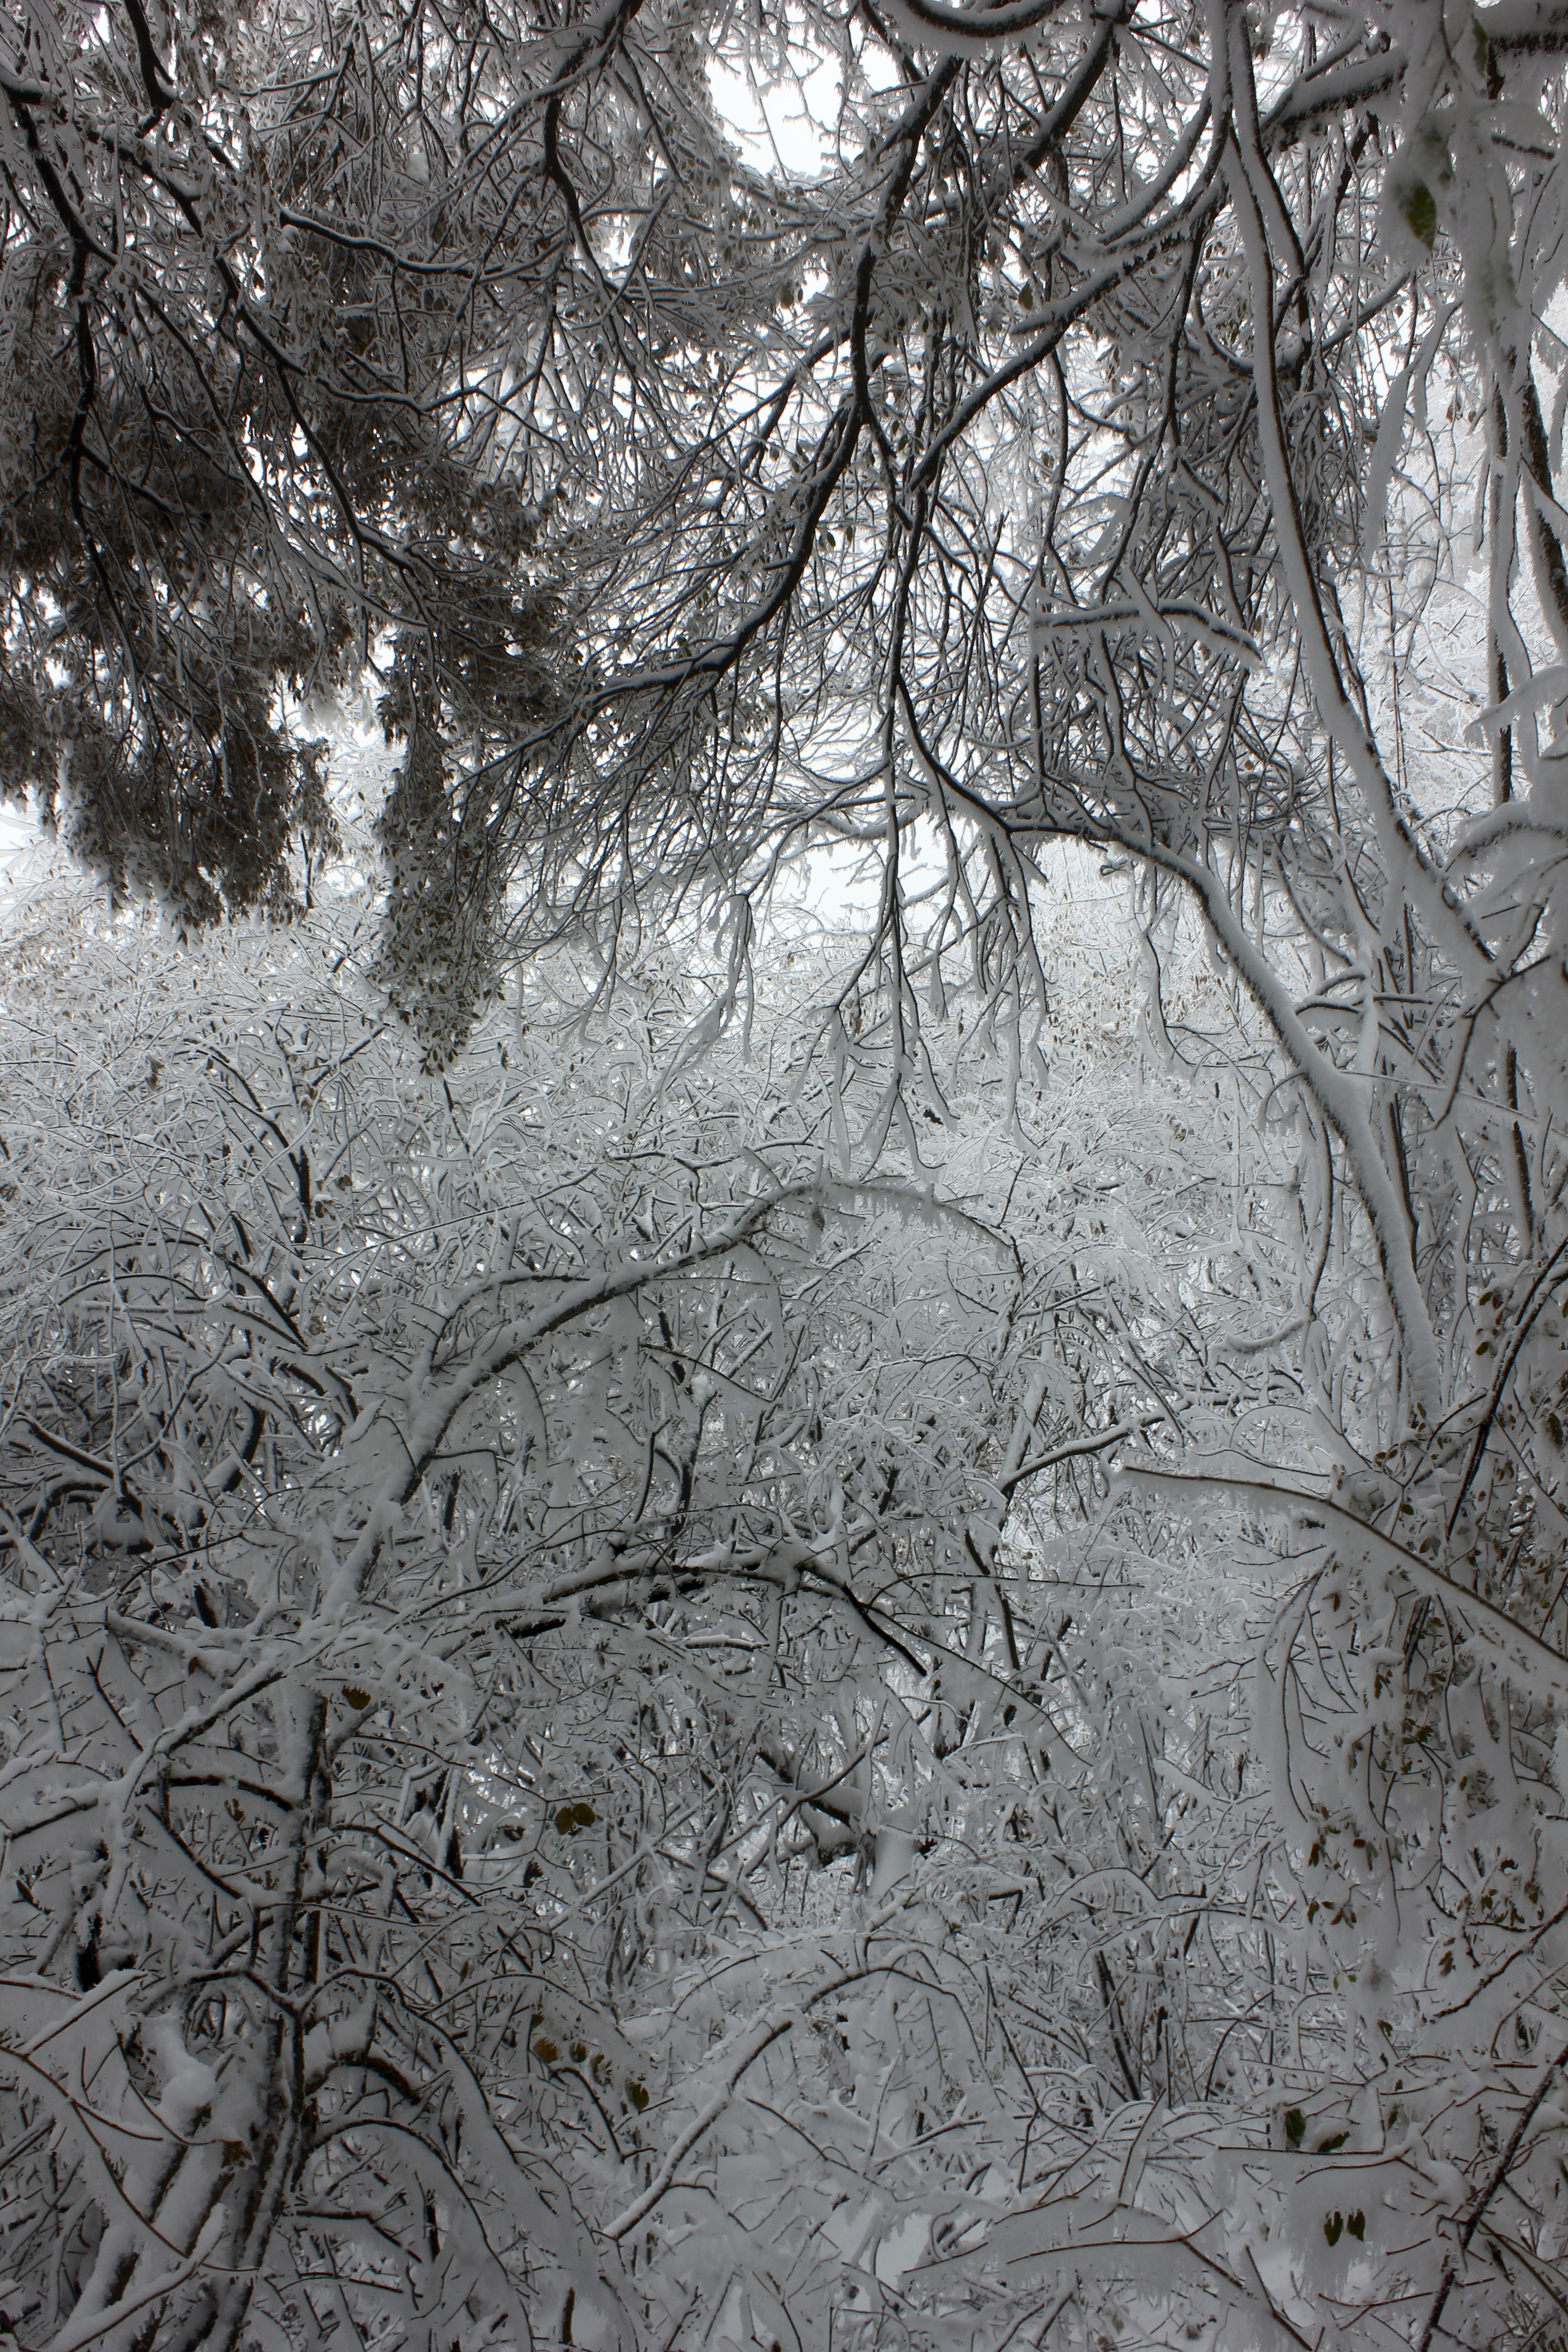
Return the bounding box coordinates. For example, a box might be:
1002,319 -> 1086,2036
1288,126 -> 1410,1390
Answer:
1405,183 -> 1438,249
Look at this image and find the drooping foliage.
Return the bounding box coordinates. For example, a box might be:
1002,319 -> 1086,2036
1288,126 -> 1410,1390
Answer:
9,0 -> 1568,2342
0,0 -> 1558,1056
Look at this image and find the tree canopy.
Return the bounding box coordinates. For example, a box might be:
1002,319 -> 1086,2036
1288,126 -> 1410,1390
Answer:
8,0 -> 1568,2343
0,0 -> 1556,1048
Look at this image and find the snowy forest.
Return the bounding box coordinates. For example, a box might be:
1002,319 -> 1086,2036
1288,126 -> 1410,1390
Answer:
1,0 -> 1568,2342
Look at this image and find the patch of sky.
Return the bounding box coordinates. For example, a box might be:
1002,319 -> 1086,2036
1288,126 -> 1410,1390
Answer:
706,15 -> 899,181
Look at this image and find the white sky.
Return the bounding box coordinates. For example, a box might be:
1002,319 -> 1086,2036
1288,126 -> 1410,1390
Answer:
706,54 -> 839,176
706,29 -> 901,177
